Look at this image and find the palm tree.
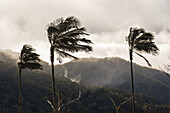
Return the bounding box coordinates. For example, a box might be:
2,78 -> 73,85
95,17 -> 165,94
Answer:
17,44 -> 43,113
126,27 -> 159,113
46,16 -> 93,113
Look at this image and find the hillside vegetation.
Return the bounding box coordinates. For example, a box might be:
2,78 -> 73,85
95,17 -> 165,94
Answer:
0,51 -> 170,113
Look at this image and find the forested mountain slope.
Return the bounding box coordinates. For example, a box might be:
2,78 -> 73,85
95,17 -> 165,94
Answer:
0,50 -> 169,113
55,57 -> 170,104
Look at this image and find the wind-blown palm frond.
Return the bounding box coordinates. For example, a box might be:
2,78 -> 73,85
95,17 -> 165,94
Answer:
20,45 -> 35,60
127,28 -> 144,47
18,44 -> 43,70
18,62 -> 43,70
58,27 -> 89,38
47,16 -> 93,60
127,27 -> 159,57
134,42 -> 159,55
58,16 -> 80,32
134,52 -> 151,67
47,16 -> 81,37
55,37 -> 92,45
134,32 -> 159,55
134,32 -> 154,42
53,42 -> 92,53
55,49 -> 78,59
22,53 -> 41,62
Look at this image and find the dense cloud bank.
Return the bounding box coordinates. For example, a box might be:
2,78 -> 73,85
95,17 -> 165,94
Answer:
0,0 -> 169,68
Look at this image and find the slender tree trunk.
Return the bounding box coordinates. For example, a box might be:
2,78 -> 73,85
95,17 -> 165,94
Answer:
19,68 -> 22,113
130,49 -> 135,113
116,110 -> 119,113
51,47 -> 56,113
58,90 -> 60,111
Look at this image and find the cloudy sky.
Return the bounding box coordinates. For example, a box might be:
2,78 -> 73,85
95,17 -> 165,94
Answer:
0,0 -> 170,69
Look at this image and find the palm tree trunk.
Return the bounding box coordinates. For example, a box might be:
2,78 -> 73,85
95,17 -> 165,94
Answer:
50,47 -> 56,113
130,49 -> 135,113
19,68 -> 22,113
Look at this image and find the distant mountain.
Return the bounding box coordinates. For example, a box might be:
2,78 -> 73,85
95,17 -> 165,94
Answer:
0,49 -> 51,72
0,50 -> 170,113
55,57 -> 170,104
0,49 -> 19,65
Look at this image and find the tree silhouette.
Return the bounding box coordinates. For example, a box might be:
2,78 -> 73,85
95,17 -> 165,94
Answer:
47,90 -> 81,113
159,56 -> 170,78
46,16 -> 93,113
126,27 -> 159,113
17,44 -> 43,113
107,91 -> 132,113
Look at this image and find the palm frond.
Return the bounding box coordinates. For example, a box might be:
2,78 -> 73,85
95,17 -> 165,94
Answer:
55,43 -> 93,53
135,32 -> 154,43
54,35 -> 93,49
56,37 -> 92,45
21,62 -> 43,70
20,45 -> 35,59
47,26 -> 58,36
57,16 -> 80,32
134,41 -> 159,55
76,38 -> 93,44
61,16 -> 80,31
23,53 -> 41,62
18,44 -> 43,70
73,44 -> 93,52
46,17 -> 87,46
55,49 -> 78,59
53,17 -> 64,26
134,52 -> 152,67
127,27 -> 145,47
64,16 -> 80,27
58,27 -> 88,38
47,16 -> 81,37
47,16 -> 93,63
127,27 -> 159,55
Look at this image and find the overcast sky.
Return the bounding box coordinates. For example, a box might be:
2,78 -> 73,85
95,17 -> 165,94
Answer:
0,0 -> 170,69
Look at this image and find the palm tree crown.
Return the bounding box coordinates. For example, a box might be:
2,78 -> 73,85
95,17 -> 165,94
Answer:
18,44 -> 43,70
127,27 -> 159,56
126,27 -> 159,65
46,16 -> 93,62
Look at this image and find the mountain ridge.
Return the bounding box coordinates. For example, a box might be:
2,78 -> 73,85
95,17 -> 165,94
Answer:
55,57 -> 170,104
0,50 -> 170,112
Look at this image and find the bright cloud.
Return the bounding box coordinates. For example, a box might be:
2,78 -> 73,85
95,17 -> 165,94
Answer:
0,0 -> 170,69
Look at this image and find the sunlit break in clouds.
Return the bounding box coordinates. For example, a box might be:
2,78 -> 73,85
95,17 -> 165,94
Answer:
0,0 -> 170,69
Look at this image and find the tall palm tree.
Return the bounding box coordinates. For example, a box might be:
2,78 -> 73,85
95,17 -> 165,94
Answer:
17,44 -> 43,113
126,27 -> 159,113
46,16 -> 93,113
